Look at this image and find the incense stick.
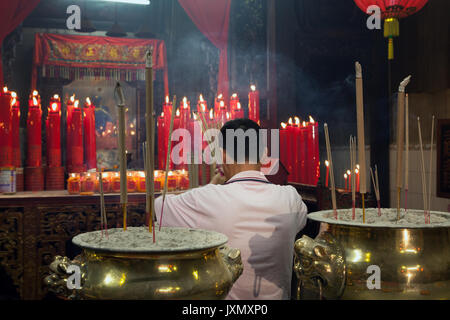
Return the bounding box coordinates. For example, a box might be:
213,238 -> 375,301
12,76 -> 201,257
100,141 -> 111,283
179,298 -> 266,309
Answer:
98,169 -> 108,238
404,94 -> 409,213
375,165 -> 381,216
115,83 -> 127,230
417,117 -> 428,224
396,76 -> 411,220
350,136 -> 356,219
324,123 -> 337,218
159,95 -> 176,230
427,115 -> 435,224
370,166 -> 381,216
355,62 -> 367,223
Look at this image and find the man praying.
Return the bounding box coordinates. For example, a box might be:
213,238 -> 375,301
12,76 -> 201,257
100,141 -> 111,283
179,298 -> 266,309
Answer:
154,118 -> 308,300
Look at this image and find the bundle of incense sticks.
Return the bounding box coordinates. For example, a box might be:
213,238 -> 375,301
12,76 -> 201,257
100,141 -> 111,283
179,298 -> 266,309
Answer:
99,169 -> 108,238
417,117 -> 428,223
350,136 -> 356,219
115,83 -> 127,230
159,96 -> 176,230
324,123 -> 337,218
145,49 -> 156,241
370,166 -> 381,216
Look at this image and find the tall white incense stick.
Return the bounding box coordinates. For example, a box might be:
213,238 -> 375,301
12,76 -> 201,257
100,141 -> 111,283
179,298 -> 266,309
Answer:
427,115 -> 435,223
159,96 -> 176,230
324,123 -> 337,218
370,166 -> 381,216
355,62 -> 367,223
404,93 -> 409,213
396,75 -> 411,220
417,117 -> 428,223
115,83 -> 127,230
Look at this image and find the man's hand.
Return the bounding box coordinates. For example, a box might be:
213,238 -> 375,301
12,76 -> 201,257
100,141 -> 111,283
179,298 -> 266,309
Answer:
210,167 -> 226,185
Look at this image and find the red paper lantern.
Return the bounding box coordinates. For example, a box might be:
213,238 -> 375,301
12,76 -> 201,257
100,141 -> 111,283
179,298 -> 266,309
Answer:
354,0 -> 428,60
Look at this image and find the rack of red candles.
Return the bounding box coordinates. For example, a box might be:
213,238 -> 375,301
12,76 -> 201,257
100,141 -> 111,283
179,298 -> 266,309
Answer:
279,116 -> 320,186
67,169 -> 189,195
157,86 -> 259,170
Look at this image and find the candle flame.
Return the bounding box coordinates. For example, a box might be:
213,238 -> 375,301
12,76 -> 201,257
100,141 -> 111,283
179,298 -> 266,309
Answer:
53,94 -> 59,99
33,97 -> 38,106
74,100 -> 80,108
199,94 -> 204,102
209,109 -> 214,119
11,91 -> 16,98
280,122 -> 287,129
218,94 -> 223,99
32,90 -> 38,96
288,117 -> 293,125
176,108 -> 180,116
193,112 -> 198,120
220,101 -> 224,107
168,171 -> 174,176
302,121 -> 306,127
51,103 -> 58,112
183,97 -> 188,108
250,85 -> 256,91
161,111 -> 164,117
355,168 -> 359,174
3,87 -> 8,93
237,102 -> 241,110
356,164 -> 360,170
70,95 -> 75,102
165,95 -> 169,104
347,170 -> 351,175
294,117 -> 300,125
325,160 -> 329,167
11,98 -> 16,106
86,97 -> 91,105
226,112 -> 230,120
232,93 -> 237,98
309,116 -> 315,123
344,173 -> 348,179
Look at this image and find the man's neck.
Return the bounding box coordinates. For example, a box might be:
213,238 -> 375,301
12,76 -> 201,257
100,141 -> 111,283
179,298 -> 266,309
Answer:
224,164 -> 261,180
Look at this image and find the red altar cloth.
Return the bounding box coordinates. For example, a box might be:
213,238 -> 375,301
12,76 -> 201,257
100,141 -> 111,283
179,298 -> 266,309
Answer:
32,33 -> 169,95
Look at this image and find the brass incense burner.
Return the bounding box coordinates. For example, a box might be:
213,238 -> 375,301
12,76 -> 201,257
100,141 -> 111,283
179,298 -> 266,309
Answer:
45,227 -> 243,299
294,209 -> 450,300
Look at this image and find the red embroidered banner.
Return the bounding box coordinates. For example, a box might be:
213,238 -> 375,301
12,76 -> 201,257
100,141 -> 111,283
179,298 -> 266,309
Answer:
32,33 -> 169,94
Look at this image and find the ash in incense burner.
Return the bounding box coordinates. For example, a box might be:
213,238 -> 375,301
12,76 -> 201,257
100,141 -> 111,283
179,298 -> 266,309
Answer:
45,227 -> 243,300
294,208 -> 450,300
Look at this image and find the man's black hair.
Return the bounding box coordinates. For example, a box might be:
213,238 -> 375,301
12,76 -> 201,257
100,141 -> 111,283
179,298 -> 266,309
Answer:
219,118 -> 263,163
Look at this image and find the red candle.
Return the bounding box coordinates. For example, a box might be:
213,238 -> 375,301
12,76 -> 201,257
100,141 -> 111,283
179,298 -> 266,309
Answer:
293,117 -> 301,183
47,94 -> 61,167
197,94 -> 208,125
305,118 -> 314,185
214,94 -> 225,119
66,95 -> 75,169
347,170 -> 352,192
355,166 -> 360,193
68,100 -> 84,169
11,92 -> 20,168
180,97 -> 190,129
217,101 -> 228,126
310,117 -> 320,186
208,108 -> 215,129
0,87 -> 13,167
286,118 -> 294,182
300,120 -> 308,184
162,96 -> 172,169
230,93 -> 244,120
27,90 -> 42,167
157,112 -> 165,169
325,160 -> 329,188
279,122 -> 288,170
171,109 -> 181,169
248,85 -> 260,125
84,97 -> 97,170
